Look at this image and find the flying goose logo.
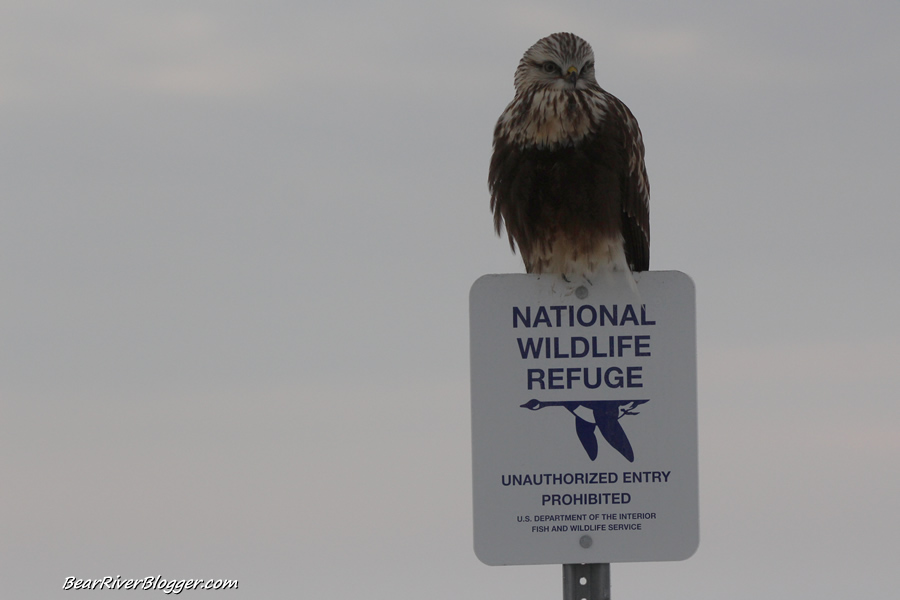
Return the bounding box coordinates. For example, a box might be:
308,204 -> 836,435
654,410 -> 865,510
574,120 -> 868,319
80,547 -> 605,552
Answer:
520,399 -> 648,462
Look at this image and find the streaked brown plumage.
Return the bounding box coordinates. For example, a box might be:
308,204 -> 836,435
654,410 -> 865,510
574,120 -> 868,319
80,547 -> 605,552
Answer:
489,33 -> 650,277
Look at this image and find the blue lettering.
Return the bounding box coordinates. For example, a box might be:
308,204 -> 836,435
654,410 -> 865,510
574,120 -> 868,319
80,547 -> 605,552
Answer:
577,305 -> 596,327
512,304 -> 655,329
517,338 -> 544,359
571,337 -> 589,358
526,367 -> 643,389
606,366 -> 624,388
549,306 -> 567,327
527,369 -> 545,390
548,368 -> 564,389
533,306 -> 551,327
592,336 -> 611,357
627,366 -> 643,387
584,368 -> 602,389
635,335 -> 651,356
599,305 -> 617,326
620,305 -> 638,325
513,306 -> 530,328
566,367 -> 581,388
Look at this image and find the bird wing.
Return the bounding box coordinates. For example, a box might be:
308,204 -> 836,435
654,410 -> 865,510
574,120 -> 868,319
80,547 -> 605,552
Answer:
611,97 -> 650,272
594,410 -> 636,462
574,417 -> 599,461
582,92 -> 650,272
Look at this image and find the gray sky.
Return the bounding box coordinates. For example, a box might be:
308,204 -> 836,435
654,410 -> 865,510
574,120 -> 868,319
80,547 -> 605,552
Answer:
2,1 -> 898,598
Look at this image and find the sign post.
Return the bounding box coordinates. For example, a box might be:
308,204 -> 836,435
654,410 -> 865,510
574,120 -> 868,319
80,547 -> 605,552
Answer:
469,271 -> 698,582
563,563 -> 610,600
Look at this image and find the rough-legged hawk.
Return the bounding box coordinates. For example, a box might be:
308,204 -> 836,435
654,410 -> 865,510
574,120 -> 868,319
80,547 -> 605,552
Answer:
489,32 -> 650,278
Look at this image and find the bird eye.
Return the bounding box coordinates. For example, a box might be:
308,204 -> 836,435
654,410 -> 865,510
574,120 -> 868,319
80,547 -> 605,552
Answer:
583,61 -> 594,72
541,61 -> 558,74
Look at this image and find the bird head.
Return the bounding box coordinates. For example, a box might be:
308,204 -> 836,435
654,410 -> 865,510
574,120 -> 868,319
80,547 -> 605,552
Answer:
514,32 -> 599,93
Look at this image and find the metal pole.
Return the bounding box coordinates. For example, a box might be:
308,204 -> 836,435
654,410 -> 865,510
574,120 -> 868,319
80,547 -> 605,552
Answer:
563,563 -> 610,600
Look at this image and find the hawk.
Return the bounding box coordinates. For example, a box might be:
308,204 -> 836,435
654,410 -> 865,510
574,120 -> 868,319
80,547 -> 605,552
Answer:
489,33 -> 650,279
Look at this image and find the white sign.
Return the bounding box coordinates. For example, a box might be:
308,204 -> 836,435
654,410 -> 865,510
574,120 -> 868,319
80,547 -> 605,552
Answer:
470,271 -> 698,566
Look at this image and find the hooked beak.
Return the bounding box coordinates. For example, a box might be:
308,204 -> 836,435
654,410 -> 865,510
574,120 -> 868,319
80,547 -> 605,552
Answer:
566,65 -> 578,85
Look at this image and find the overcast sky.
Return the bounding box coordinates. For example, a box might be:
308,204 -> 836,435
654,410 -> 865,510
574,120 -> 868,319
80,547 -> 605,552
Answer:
2,1 -> 898,598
